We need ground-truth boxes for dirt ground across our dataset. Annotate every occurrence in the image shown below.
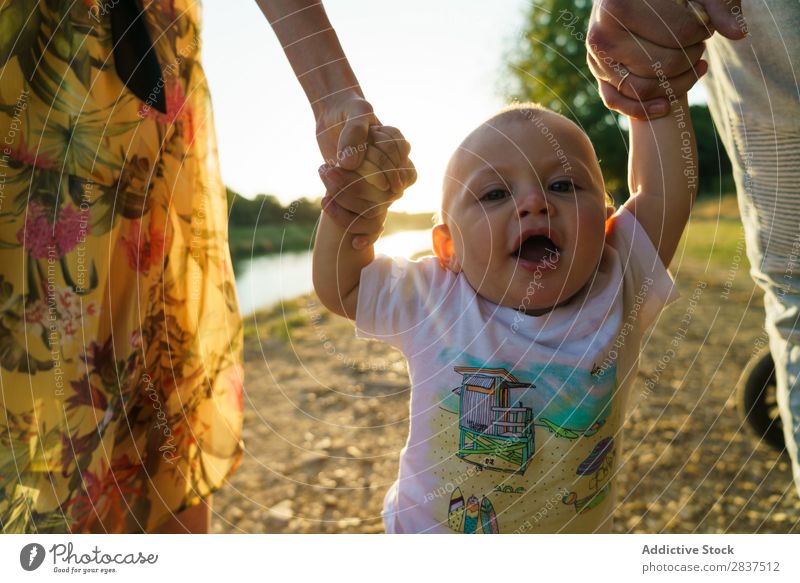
[213,215,800,534]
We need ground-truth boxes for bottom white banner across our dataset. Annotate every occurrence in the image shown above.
[1,534,797,582]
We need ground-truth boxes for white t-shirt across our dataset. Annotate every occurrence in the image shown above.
[356,209,678,533]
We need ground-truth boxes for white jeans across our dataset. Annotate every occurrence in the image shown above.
[704,0,800,496]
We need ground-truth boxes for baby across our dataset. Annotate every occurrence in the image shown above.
[313,93,696,533]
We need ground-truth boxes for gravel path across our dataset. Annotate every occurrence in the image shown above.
[213,246,800,533]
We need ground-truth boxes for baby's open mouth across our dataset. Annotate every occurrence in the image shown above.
[512,235,560,264]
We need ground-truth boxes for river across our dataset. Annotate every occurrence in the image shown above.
[235,229,432,315]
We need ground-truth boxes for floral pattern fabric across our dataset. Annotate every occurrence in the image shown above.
[0,0,243,532]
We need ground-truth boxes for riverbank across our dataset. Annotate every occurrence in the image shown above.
[229,210,434,259]
[229,224,313,257]
[213,196,800,533]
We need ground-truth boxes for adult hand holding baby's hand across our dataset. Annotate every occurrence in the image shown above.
[587,0,747,120]
[319,125,417,250]
[314,94,414,190]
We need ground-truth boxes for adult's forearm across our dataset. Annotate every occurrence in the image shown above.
[256,0,363,115]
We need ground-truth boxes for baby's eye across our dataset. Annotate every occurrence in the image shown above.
[481,189,510,202]
[549,180,575,193]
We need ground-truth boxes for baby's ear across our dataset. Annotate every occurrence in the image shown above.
[432,223,461,273]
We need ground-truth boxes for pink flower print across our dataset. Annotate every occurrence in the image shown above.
[16,202,89,259]
[120,220,165,274]
[62,320,76,339]
[138,81,188,126]
[22,287,96,347]
[58,289,73,312]
[56,287,91,344]
[54,204,89,256]
[17,203,54,259]
[165,82,188,121]
[129,329,142,349]
[24,300,46,326]
[182,106,195,144]
[7,134,55,170]
[225,364,244,414]
[63,455,144,533]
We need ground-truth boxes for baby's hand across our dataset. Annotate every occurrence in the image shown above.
[352,125,414,194]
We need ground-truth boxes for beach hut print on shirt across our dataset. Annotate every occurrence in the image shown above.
[452,367,536,474]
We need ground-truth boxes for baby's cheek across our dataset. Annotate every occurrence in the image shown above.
[572,227,605,274]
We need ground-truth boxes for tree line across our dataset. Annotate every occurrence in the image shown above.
[226,189,321,227]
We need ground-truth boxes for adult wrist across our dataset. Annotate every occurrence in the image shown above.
[260,1,364,115]
[309,80,364,122]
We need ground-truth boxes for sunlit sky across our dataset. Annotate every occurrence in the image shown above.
[202,1,706,213]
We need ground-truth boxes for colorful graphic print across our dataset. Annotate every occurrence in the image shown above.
[452,367,536,473]
[436,358,618,532]
[479,496,499,534]
[562,437,616,514]
[438,350,616,433]
[448,488,465,531]
[463,496,481,534]
[454,494,499,534]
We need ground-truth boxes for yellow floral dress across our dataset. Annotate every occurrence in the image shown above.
[0,0,243,532]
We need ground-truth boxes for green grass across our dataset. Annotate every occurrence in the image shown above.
[674,195,748,271]
[242,297,316,343]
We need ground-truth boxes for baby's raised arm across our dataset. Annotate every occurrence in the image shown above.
[313,172,379,320]
[622,85,698,266]
[313,126,413,320]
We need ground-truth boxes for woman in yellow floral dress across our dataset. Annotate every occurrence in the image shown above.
[0,0,409,533]
[0,0,245,533]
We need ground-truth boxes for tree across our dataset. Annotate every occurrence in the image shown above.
[504,0,733,198]
[689,104,734,197]
[287,197,322,224]
[505,0,629,195]
[227,188,289,226]
[254,194,285,226]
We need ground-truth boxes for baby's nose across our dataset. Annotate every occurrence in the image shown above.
[517,187,550,217]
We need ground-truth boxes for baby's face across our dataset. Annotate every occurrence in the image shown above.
[438,110,610,314]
